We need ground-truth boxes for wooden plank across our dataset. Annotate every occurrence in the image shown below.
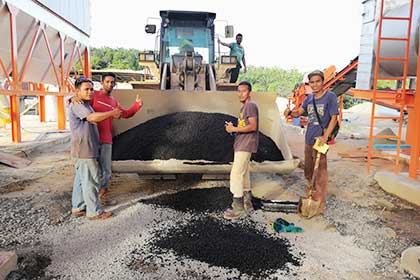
[338,147,369,159]
[338,152,367,159]
[0,151,31,168]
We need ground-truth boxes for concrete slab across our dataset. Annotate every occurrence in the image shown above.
[374,172,420,206]
[0,250,17,280]
[0,115,68,147]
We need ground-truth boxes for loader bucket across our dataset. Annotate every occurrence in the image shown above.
[111,89,299,174]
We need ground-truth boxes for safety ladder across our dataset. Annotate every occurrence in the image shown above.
[367,0,414,174]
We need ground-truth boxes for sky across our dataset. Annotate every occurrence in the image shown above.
[89,0,362,72]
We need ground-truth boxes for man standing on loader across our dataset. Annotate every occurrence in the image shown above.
[283,70,338,214]
[218,33,247,83]
[224,81,259,220]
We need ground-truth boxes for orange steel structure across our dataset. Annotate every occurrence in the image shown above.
[287,61,358,128]
[350,0,419,180]
[0,3,90,143]
[287,66,336,127]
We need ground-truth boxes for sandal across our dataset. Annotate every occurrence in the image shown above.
[71,209,86,218]
[99,196,117,206]
[87,211,113,220]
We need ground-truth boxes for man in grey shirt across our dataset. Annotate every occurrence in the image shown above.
[69,77,121,220]
[224,81,259,220]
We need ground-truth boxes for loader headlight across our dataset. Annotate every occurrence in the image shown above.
[139,52,155,62]
[221,55,237,64]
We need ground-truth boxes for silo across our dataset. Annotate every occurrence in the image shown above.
[0,0,91,141]
[0,0,90,84]
[374,1,420,77]
[356,0,418,89]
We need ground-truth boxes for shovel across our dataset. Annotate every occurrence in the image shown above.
[298,139,328,219]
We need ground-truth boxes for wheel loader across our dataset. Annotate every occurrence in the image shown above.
[129,10,239,91]
[110,10,299,175]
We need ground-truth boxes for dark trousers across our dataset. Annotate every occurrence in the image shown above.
[230,64,241,83]
[304,144,328,202]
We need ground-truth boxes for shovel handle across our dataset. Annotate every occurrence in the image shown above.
[308,151,321,192]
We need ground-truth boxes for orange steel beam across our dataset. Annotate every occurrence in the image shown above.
[322,66,337,85]
[406,106,416,154]
[83,47,91,78]
[67,80,76,92]
[7,4,21,143]
[394,0,414,175]
[65,41,78,81]
[0,57,11,83]
[349,89,415,107]
[41,27,61,85]
[76,44,84,73]
[37,83,46,122]
[408,39,420,179]
[339,95,343,125]
[5,18,37,74]
[367,0,387,173]
[0,88,70,96]
[18,24,42,81]
[57,34,66,130]
[323,59,359,90]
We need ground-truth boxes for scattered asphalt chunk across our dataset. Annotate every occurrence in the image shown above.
[112,112,284,163]
[143,216,301,278]
[6,253,52,280]
[141,187,231,213]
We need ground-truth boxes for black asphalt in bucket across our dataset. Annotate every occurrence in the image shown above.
[112,112,284,163]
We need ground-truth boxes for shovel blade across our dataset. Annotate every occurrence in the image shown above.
[298,196,322,219]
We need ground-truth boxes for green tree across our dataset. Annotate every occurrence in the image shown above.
[342,94,363,109]
[238,66,303,96]
[90,47,142,70]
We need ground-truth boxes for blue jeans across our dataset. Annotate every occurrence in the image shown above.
[72,158,103,217]
[99,143,112,189]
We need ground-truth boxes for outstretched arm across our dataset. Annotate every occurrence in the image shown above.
[217,38,231,48]
[86,108,121,123]
[283,107,305,118]
[118,95,143,118]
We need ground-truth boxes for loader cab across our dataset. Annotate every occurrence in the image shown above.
[157,10,216,65]
[142,10,237,91]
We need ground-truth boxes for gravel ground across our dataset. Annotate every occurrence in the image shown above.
[0,196,50,249]
[281,163,419,280]
[1,177,418,279]
[1,135,420,279]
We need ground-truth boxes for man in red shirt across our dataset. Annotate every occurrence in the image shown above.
[92,72,142,204]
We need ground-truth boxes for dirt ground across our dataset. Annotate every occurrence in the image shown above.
[0,112,420,279]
